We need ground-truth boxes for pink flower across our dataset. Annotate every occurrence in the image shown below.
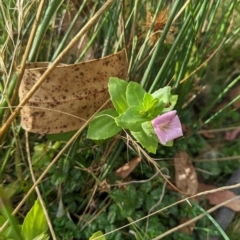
[152,110,183,145]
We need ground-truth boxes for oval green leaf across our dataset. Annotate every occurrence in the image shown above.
[108,77,128,114]
[115,106,150,131]
[89,231,106,240]
[126,82,146,107]
[87,109,121,140]
[21,199,48,240]
[131,128,158,154]
[142,121,159,142]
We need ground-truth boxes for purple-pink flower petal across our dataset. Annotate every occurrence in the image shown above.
[152,110,183,145]
[152,110,177,126]
[154,127,167,144]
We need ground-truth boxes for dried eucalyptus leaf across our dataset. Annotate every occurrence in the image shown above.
[19,49,128,134]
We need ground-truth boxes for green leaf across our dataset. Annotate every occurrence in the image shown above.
[151,86,171,104]
[131,127,158,154]
[142,121,159,142]
[87,109,121,140]
[115,120,141,132]
[108,77,128,114]
[0,192,23,240]
[126,82,146,107]
[142,92,176,119]
[142,93,159,112]
[89,231,106,240]
[109,186,137,218]
[149,86,172,117]
[32,144,53,169]
[21,199,48,240]
[115,106,149,131]
[33,233,50,240]
[142,121,174,147]
[162,95,178,112]
[0,215,21,240]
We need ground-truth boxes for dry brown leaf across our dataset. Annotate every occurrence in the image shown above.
[174,151,198,235]
[174,151,198,195]
[198,183,240,212]
[116,157,141,179]
[19,49,128,134]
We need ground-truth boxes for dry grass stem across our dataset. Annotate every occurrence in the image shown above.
[25,132,57,240]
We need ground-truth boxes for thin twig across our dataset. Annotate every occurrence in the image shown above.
[79,184,98,226]
[110,171,160,187]
[80,197,111,231]
[126,133,183,194]
[25,132,57,240]
[198,126,240,134]
[193,156,240,163]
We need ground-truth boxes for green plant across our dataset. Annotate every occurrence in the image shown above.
[0,198,49,240]
[87,77,182,153]
[0,0,239,239]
